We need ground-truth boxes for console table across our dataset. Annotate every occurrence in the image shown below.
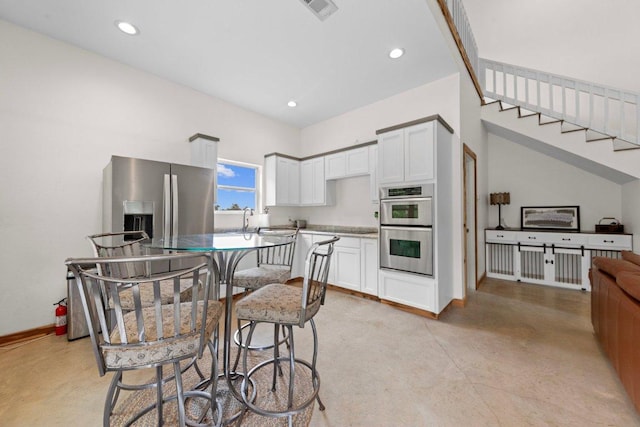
[485,229,633,291]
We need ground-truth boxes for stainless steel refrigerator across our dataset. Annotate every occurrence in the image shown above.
[103,155,216,269]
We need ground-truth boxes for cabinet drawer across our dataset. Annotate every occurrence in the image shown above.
[545,233,588,246]
[587,234,632,250]
[516,232,549,244]
[336,236,360,249]
[485,230,517,243]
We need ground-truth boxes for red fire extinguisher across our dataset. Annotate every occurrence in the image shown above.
[54,298,67,336]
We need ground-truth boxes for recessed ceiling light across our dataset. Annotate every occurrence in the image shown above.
[389,48,405,59]
[287,100,297,108]
[115,20,139,35]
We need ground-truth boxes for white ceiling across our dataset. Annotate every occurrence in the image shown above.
[0,0,457,128]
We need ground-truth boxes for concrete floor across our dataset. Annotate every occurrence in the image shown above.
[1,278,639,426]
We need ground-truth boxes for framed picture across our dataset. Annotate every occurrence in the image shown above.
[521,206,580,231]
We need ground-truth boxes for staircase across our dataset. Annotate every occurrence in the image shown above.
[485,98,640,153]
[479,58,640,152]
[481,98,640,182]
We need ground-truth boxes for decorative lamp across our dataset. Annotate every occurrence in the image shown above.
[490,192,510,230]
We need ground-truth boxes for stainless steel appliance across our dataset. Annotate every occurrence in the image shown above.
[379,184,433,276]
[103,155,216,269]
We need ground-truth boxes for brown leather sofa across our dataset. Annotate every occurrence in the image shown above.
[590,251,640,412]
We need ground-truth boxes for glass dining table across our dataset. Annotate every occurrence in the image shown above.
[145,231,296,421]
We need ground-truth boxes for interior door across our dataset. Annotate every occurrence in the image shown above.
[463,145,478,292]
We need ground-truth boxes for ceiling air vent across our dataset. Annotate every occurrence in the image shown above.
[299,0,338,21]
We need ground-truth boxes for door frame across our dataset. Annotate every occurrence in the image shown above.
[463,144,478,295]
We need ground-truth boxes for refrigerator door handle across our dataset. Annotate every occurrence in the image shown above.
[171,174,179,237]
[163,174,171,239]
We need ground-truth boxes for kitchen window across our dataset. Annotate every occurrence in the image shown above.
[216,159,261,212]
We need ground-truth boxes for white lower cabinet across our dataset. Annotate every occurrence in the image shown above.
[485,229,632,291]
[331,237,361,292]
[361,238,378,296]
[294,232,378,295]
[378,269,435,312]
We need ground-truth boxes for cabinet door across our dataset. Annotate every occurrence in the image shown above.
[275,157,290,205]
[377,129,404,184]
[299,160,314,205]
[266,155,299,206]
[404,122,434,182]
[325,152,346,180]
[361,239,378,296]
[311,157,325,204]
[286,159,300,205]
[485,243,516,280]
[345,147,369,177]
[551,247,589,290]
[368,145,378,204]
[516,245,546,284]
[293,233,313,278]
[334,246,361,291]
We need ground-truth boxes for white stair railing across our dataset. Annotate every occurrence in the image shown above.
[441,0,479,75]
[479,58,639,145]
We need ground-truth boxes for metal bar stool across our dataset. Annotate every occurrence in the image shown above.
[232,228,298,355]
[66,252,223,427]
[234,236,339,424]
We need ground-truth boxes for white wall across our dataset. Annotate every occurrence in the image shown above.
[459,67,489,290]
[488,134,623,231]
[622,180,640,251]
[0,20,300,336]
[298,74,461,227]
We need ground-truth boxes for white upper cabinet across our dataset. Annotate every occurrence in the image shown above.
[265,154,300,206]
[378,121,435,184]
[404,122,434,182]
[325,146,369,180]
[377,129,404,184]
[300,157,334,206]
[345,147,369,176]
[368,144,378,204]
[324,152,346,180]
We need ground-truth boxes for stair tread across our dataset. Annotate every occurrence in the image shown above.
[613,139,640,151]
[560,122,586,132]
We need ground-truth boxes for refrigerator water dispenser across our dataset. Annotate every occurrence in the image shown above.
[123,201,154,239]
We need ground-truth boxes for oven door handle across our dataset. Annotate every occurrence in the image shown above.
[380,225,432,231]
[381,197,431,204]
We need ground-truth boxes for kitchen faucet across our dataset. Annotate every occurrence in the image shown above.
[242,207,254,232]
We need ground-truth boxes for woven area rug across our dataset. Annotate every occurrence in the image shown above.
[110,346,315,426]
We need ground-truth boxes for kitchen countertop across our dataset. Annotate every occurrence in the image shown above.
[298,225,378,239]
[214,225,378,239]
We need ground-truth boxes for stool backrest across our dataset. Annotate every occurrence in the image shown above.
[256,228,298,270]
[87,231,150,278]
[65,252,215,376]
[300,236,340,327]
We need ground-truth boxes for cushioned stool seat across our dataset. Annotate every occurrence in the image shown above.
[233,266,292,291]
[104,301,223,370]
[236,284,321,325]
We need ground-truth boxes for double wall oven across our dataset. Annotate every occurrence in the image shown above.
[379,184,434,276]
